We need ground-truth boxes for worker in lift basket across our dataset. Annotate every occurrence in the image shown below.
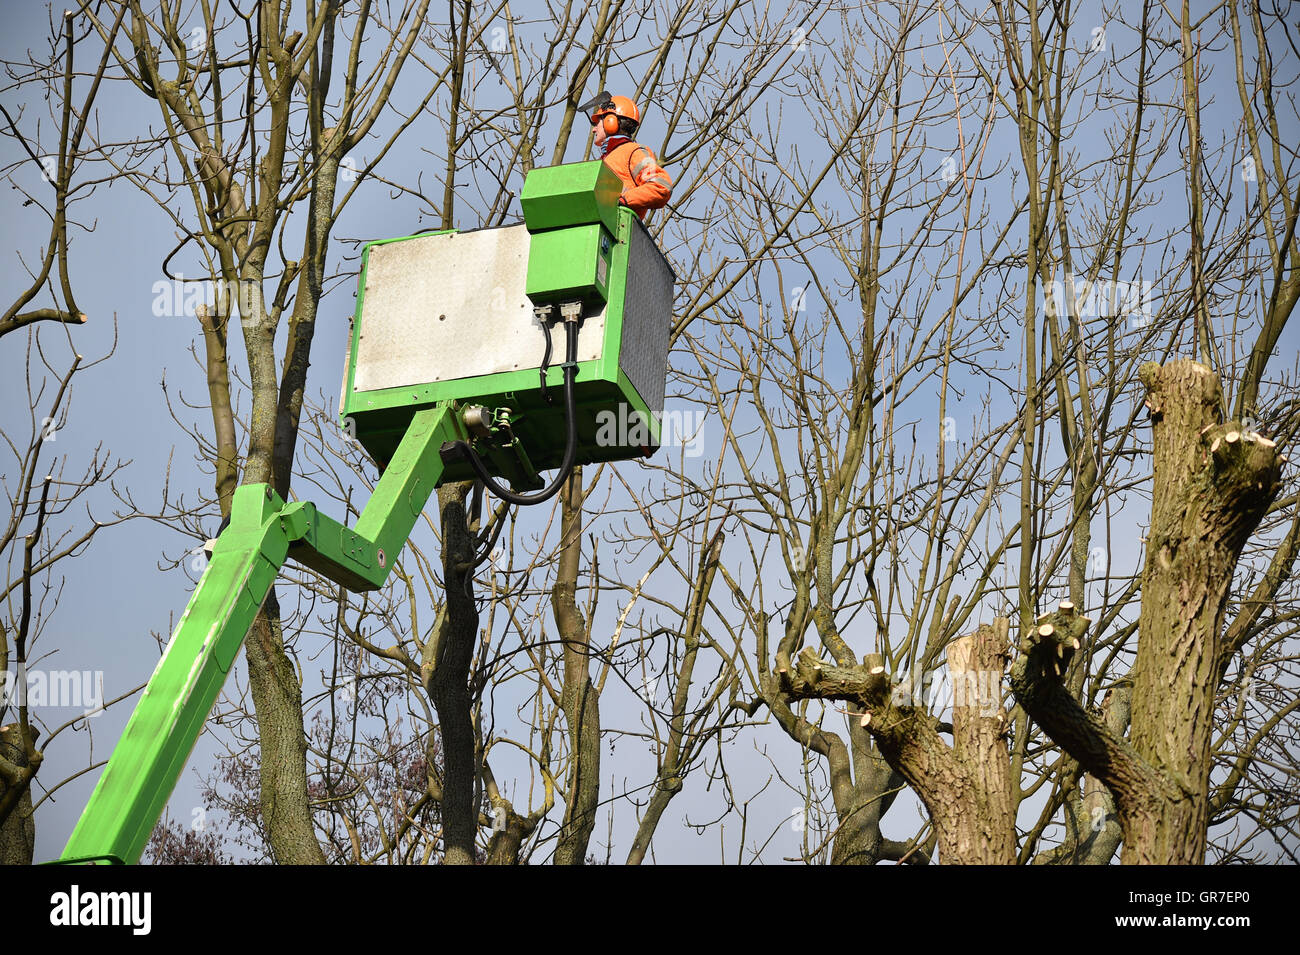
[580,91,673,220]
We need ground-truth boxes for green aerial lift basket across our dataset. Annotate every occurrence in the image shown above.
[340,159,676,482]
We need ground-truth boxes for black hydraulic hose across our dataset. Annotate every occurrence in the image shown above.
[455,319,580,506]
[539,318,554,404]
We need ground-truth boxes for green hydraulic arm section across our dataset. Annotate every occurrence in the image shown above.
[59,404,464,864]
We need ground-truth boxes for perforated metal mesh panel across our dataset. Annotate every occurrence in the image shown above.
[617,220,675,419]
[353,226,605,395]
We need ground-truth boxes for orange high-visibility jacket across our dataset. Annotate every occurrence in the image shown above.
[602,140,672,220]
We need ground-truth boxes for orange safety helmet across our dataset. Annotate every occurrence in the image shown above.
[581,90,640,135]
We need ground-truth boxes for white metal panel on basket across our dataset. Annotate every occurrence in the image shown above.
[353,225,605,395]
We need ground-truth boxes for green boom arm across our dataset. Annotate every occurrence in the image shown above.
[60,404,463,864]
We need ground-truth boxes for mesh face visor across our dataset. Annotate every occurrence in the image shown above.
[579,90,614,124]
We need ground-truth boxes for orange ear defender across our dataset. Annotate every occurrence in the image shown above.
[602,113,621,135]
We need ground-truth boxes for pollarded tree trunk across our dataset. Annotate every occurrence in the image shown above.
[1127,360,1283,862]
[946,621,1016,864]
[1011,360,1284,865]
[781,624,1016,864]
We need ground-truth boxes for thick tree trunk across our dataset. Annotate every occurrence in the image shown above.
[0,724,36,865]
[271,133,340,498]
[245,591,327,864]
[945,622,1016,864]
[827,724,893,865]
[555,677,600,864]
[430,482,480,865]
[827,806,884,864]
[1125,360,1282,863]
[227,236,326,863]
[552,470,600,865]
[485,807,534,865]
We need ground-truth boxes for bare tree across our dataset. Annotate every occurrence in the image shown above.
[72,0,453,862]
[0,8,139,863]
